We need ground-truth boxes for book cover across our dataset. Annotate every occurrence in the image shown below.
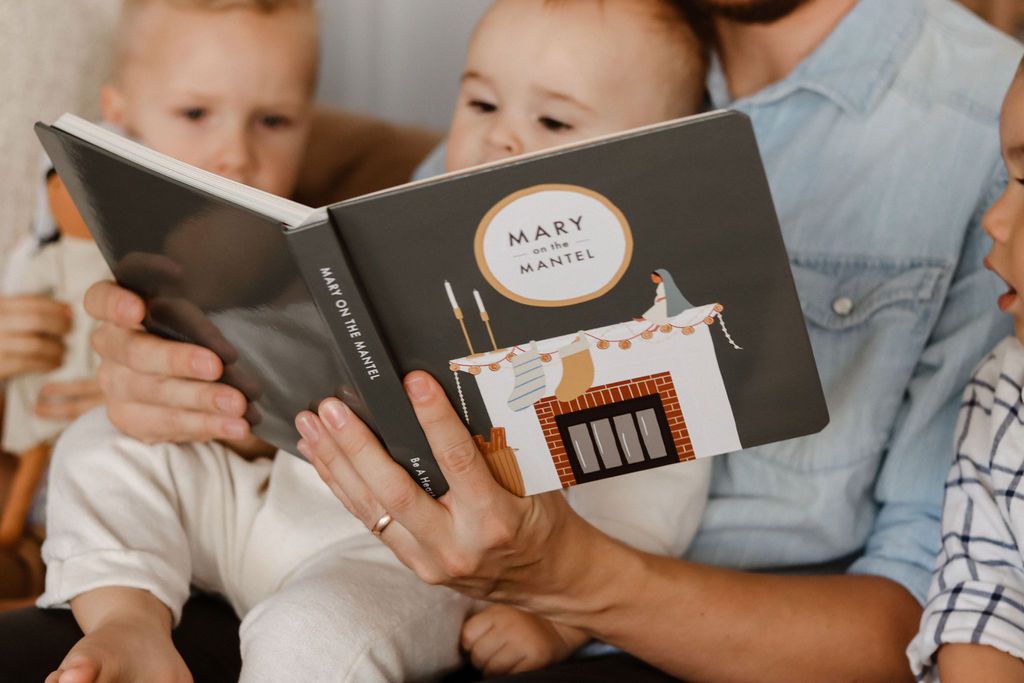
[36,110,826,498]
[317,110,827,496]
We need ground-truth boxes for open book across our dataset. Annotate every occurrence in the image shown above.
[36,111,827,498]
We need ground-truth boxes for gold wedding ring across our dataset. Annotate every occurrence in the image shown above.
[371,513,393,537]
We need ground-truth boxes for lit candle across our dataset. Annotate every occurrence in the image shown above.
[444,281,459,311]
[473,289,486,315]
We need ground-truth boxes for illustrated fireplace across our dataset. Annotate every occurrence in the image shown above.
[534,371,694,488]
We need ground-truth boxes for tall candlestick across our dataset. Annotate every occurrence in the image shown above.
[474,289,499,351]
[444,281,475,355]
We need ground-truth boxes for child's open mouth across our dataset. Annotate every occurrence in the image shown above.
[999,285,1018,312]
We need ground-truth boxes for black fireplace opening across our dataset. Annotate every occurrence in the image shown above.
[555,394,677,484]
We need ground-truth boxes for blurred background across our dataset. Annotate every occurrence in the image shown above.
[1,0,1022,261]
[318,0,491,131]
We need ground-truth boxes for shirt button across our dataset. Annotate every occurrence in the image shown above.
[832,297,854,317]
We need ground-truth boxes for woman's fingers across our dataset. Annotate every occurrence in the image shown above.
[83,280,146,328]
[296,414,384,526]
[296,420,444,581]
[106,401,250,444]
[403,372,506,504]
[302,401,446,537]
[91,323,222,382]
[98,360,246,417]
[147,296,239,365]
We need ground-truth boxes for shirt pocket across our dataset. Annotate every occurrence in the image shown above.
[761,255,949,471]
[791,256,945,333]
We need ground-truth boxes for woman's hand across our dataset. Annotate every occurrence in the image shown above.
[0,295,71,380]
[294,371,612,609]
[84,280,253,445]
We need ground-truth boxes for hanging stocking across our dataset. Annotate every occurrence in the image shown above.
[555,334,595,403]
[507,341,547,412]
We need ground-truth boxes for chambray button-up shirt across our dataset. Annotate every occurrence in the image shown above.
[686,0,1020,602]
[414,0,1022,603]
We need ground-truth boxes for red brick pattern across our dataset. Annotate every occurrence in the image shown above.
[534,371,694,488]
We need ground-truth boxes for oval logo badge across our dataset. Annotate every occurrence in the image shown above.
[475,184,633,307]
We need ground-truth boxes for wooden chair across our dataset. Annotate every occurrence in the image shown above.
[0,442,50,612]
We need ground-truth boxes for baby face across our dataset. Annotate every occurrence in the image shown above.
[984,73,1024,342]
[445,0,702,172]
[101,4,317,197]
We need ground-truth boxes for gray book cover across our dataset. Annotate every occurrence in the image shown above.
[36,109,826,498]
[320,110,827,495]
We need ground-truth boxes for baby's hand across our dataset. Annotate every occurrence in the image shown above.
[461,604,589,677]
[0,295,71,380]
[35,378,104,421]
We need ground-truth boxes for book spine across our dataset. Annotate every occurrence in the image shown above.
[285,219,449,498]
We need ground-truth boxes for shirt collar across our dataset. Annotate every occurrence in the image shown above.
[708,0,926,114]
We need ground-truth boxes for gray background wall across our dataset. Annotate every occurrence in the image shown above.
[316,0,491,132]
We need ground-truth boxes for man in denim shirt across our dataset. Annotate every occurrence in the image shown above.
[71,0,1022,680]
[391,0,1023,679]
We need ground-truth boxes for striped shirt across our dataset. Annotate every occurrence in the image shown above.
[908,336,1024,680]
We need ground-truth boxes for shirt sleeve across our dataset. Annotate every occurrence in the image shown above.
[411,141,448,181]
[848,164,1012,604]
[906,359,1024,677]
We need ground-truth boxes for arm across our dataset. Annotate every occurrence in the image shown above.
[296,373,921,683]
[938,645,1024,683]
[906,345,1024,678]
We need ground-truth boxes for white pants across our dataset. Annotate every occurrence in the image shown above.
[39,408,471,682]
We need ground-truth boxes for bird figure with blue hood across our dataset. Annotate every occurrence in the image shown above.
[636,269,693,324]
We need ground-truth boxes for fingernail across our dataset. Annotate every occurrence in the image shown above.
[321,400,350,430]
[224,420,248,441]
[405,374,433,404]
[192,354,219,379]
[296,414,322,444]
[215,393,239,415]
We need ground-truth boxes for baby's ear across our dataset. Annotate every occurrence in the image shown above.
[99,83,126,127]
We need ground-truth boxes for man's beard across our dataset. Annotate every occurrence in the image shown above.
[691,0,812,24]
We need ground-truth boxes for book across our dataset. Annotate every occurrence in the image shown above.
[35,111,828,499]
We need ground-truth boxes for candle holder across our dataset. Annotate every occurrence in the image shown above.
[454,307,476,356]
[480,310,499,352]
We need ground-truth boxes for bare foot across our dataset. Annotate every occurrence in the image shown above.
[45,619,192,683]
